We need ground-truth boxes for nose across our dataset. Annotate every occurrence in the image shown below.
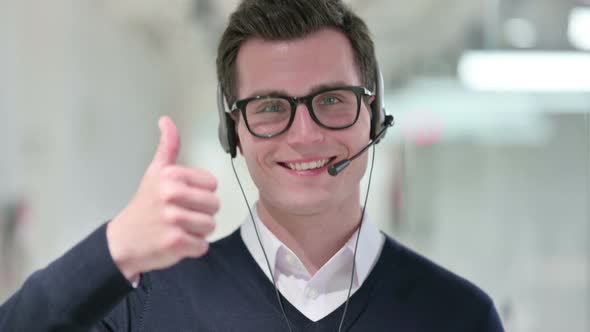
[285,103,324,146]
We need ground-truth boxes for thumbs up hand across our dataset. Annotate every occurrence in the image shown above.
[106,116,219,281]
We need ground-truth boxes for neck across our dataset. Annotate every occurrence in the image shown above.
[256,195,362,276]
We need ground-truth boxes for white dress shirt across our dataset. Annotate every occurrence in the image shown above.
[240,204,385,322]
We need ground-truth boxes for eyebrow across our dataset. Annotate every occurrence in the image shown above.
[246,81,353,98]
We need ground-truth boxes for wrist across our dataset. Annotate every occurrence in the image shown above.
[106,219,139,282]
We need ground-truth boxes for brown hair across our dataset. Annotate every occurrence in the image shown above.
[216,0,377,107]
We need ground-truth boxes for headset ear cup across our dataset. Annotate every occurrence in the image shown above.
[370,64,386,140]
[225,113,237,158]
[217,84,237,158]
[370,98,382,141]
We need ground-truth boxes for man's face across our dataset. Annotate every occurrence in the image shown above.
[235,28,371,215]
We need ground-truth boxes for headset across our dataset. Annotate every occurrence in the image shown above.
[217,63,393,158]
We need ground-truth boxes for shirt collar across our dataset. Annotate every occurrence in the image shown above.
[240,202,384,285]
[240,204,284,281]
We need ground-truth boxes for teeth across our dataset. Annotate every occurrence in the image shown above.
[287,159,329,171]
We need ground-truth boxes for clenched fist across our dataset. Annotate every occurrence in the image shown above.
[106,116,219,281]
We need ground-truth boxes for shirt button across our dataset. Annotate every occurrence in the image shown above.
[306,288,319,300]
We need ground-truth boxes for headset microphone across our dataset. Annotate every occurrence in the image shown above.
[328,115,394,176]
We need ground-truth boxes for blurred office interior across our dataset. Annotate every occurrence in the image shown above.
[0,0,588,330]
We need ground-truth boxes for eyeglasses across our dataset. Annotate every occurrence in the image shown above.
[229,86,374,138]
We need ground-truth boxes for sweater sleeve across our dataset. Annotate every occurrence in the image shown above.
[477,303,505,332]
[0,222,133,331]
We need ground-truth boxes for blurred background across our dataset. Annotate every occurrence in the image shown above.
[0,0,588,330]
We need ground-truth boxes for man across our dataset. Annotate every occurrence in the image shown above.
[0,0,504,331]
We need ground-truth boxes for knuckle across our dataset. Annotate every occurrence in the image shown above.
[196,169,217,191]
[208,174,218,191]
[194,240,209,256]
[210,196,221,214]
[201,217,216,234]
[160,166,179,180]
[159,183,180,204]
[184,240,208,258]
[161,207,182,226]
[163,230,187,251]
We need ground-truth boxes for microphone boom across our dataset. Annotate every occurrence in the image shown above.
[327,115,393,176]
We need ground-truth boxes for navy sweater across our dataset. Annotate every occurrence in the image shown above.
[0,224,504,331]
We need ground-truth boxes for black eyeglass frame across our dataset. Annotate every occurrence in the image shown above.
[228,86,374,139]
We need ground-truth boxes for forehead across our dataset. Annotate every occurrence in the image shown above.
[235,28,361,98]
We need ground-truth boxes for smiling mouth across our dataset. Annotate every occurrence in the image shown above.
[278,157,337,171]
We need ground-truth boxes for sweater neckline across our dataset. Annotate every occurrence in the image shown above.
[226,229,400,330]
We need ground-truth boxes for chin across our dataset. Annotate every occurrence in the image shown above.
[261,188,333,216]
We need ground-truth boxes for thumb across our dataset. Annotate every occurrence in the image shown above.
[152,116,180,167]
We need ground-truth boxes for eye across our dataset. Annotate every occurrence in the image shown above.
[258,101,285,113]
[319,95,340,105]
